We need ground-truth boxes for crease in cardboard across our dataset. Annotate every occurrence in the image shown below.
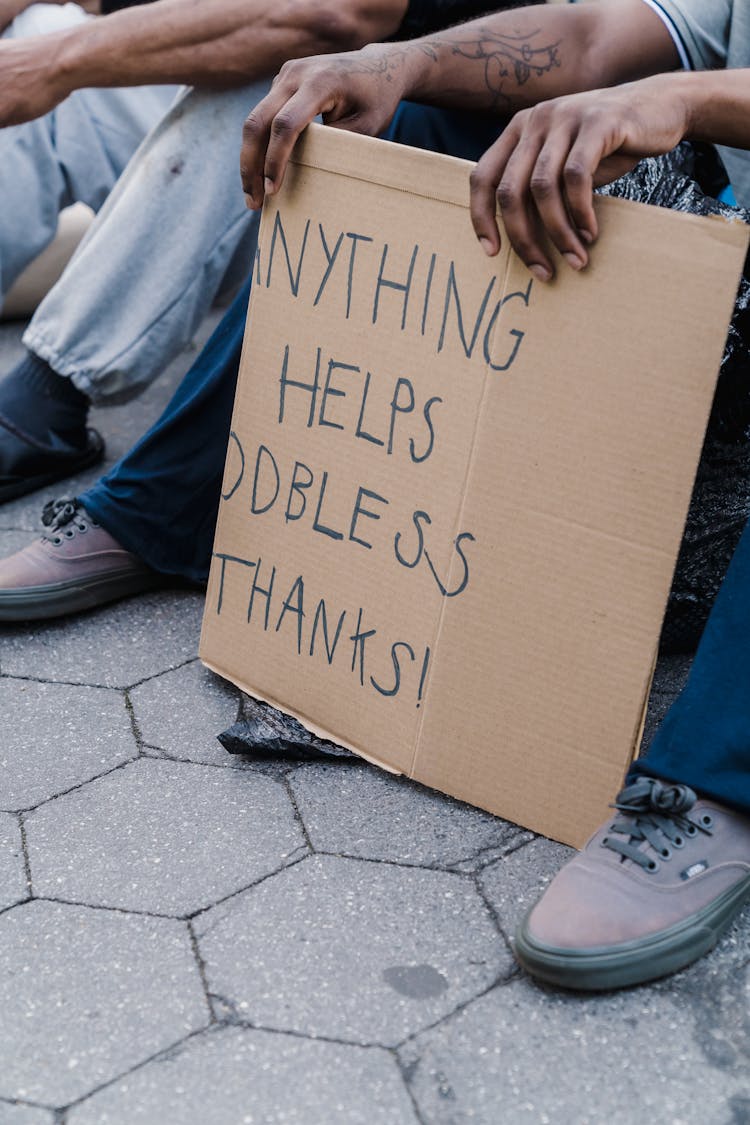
[289,155,469,211]
[408,242,517,779]
[289,124,474,209]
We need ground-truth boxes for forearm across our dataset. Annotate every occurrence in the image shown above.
[377,0,678,116]
[53,0,406,90]
[685,68,750,151]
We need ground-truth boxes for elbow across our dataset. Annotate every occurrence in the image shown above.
[304,2,405,52]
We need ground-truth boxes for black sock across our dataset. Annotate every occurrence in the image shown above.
[0,351,89,448]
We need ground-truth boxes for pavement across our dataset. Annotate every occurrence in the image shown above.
[0,315,749,1125]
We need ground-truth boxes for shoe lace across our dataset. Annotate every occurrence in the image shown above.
[40,499,98,544]
[602,777,714,873]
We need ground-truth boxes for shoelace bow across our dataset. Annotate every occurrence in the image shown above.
[602,777,713,872]
[41,499,97,543]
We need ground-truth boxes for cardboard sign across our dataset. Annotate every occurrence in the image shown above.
[200,124,748,847]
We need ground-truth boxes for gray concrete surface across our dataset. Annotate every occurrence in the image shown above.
[0,317,749,1123]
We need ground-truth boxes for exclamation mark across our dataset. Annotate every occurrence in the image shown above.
[416,646,431,708]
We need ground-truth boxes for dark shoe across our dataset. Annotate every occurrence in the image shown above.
[0,499,163,621]
[514,777,750,991]
[0,418,105,503]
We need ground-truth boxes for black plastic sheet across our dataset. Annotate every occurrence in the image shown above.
[218,695,356,763]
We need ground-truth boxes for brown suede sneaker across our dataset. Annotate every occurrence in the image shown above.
[514,777,750,991]
[0,499,163,622]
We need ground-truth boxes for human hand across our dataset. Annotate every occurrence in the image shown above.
[240,43,414,209]
[0,35,71,125]
[469,76,691,280]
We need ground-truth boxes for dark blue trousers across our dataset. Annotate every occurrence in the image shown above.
[79,106,750,814]
[630,518,750,812]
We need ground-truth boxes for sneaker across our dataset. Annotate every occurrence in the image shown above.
[0,499,163,621]
[0,420,104,504]
[514,777,750,991]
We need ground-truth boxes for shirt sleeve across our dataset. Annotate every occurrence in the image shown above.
[100,0,153,13]
[395,0,528,41]
[643,0,732,69]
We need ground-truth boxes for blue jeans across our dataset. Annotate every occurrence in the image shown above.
[80,106,750,815]
[630,518,750,812]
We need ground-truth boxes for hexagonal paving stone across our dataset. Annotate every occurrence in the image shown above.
[0,1103,53,1125]
[69,1026,418,1124]
[0,680,136,811]
[27,758,306,915]
[479,837,573,939]
[0,591,204,688]
[291,763,526,869]
[196,855,511,1046]
[0,900,207,1106]
[130,661,240,765]
[400,974,750,1124]
[0,814,27,910]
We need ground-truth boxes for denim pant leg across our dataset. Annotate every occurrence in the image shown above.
[24,82,270,405]
[79,278,251,584]
[630,517,750,814]
[0,4,175,301]
[385,101,503,159]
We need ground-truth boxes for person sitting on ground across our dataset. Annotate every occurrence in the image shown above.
[0,0,437,502]
[2,0,750,989]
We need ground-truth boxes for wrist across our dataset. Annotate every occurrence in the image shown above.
[672,72,703,141]
[52,22,100,94]
[398,39,438,100]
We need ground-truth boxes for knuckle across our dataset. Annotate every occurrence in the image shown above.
[529,174,554,200]
[563,161,587,186]
[270,111,295,140]
[242,110,263,140]
[469,165,491,193]
[496,182,520,212]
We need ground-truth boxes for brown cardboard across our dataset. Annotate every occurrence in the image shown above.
[199,124,748,847]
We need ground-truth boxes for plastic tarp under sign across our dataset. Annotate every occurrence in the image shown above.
[200,124,748,848]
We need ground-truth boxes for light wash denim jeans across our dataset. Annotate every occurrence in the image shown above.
[24,81,270,404]
[1,3,176,303]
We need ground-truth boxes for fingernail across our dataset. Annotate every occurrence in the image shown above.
[529,264,552,283]
[563,252,585,271]
[264,177,275,195]
[478,236,496,256]
[579,229,594,245]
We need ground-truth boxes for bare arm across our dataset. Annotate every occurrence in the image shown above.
[240,0,679,206]
[0,0,407,125]
[473,67,750,279]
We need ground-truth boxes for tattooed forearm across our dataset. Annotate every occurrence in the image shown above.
[449,26,561,109]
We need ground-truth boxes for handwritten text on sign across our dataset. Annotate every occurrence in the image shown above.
[210,208,534,708]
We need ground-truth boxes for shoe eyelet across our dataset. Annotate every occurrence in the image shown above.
[647,860,659,873]
[685,825,698,837]
[701,815,714,828]
[661,848,672,859]
[64,529,75,539]
[77,522,88,533]
[52,536,62,546]
[601,836,609,847]
[672,835,684,849]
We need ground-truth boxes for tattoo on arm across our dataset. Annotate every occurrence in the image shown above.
[450,26,561,108]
